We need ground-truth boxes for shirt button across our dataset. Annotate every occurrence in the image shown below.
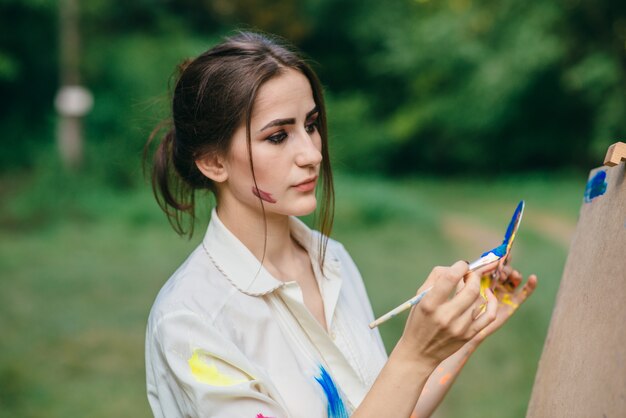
[330,331,337,340]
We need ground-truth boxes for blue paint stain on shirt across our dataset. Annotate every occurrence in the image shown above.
[315,366,349,418]
[584,170,607,203]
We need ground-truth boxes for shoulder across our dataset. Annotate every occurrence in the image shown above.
[146,242,277,346]
[146,244,238,330]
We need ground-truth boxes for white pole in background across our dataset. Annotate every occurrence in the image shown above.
[55,0,92,171]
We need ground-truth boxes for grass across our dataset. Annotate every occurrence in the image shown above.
[0,170,587,417]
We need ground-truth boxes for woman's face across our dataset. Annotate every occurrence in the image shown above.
[220,68,323,218]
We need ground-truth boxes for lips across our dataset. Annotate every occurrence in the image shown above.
[293,175,318,192]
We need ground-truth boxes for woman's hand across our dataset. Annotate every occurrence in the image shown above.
[395,261,498,369]
[471,266,538,345]
[356,262,499,418]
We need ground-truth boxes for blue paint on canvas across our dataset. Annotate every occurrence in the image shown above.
[315,366,349,418]
[584,171,607,203]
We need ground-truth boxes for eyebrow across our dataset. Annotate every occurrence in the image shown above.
[259,106,319,132]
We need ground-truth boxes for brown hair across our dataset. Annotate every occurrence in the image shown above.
[145,31,334,267]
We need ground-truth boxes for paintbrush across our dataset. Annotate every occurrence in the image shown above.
[368,200,525,329]
[368,250,502,329]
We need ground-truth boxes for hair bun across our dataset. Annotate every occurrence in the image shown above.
[177,58,193,75]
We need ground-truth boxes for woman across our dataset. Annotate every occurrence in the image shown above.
[144,31,537,418]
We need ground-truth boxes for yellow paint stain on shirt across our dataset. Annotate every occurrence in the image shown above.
[188,349,249,386]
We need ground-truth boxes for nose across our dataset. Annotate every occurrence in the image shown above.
[294,129,322,168]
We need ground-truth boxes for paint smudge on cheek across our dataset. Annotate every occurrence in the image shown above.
[584,170,607,203]
[188,349,250,386]
[252,186,277,203]
[315,365,349,418]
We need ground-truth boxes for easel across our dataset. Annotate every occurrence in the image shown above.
[526,142,626,417]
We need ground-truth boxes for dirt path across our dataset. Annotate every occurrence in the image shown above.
[441,209,576,255]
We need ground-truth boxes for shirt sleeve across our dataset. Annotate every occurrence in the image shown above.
[148,309,289,418]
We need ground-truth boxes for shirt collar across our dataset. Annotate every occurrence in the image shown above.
[202,208,341,297]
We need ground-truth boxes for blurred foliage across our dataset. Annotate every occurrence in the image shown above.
[1,0,625,180]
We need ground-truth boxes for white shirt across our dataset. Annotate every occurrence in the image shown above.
[145,210,388,417]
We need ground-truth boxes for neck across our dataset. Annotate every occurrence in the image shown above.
[215,200,302,279]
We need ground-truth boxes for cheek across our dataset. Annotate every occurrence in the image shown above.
[313,132,323,153]
[250,148,286,182]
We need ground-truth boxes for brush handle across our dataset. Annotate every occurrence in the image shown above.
[368,286,432,329]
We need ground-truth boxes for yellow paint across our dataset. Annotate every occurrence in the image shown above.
[475,275,492,316]
[480,275,491,301]
[478,303,487,315]
[501,294,519,309]
[188,349,249,386]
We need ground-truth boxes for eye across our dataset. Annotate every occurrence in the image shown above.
[305,118,319,134]
[266,131,287,144]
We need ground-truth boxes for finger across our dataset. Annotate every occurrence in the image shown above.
[450,296,482,337]
[471,259,500,278]
[471,297,487,319]
[515,274,538,304]
[415,270,443,294]
[422,261,469,306]
[455,277,465,295]
[501,264,513,278]
[466,276,489,318]
[500,269,523,292]
[466,287,497,338]
[443,270,482,317]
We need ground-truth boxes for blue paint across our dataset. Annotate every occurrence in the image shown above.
[481,200,524,258]
[315,366,349,418]
[502,201,524,245]
[481,243,507,258]
[584,171,607,203]
[409,287,430,307]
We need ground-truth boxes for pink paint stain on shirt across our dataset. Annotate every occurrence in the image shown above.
[252,186,277,203]
[256,414,274,418]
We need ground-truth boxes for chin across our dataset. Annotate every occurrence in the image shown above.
[287,197,318,217]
